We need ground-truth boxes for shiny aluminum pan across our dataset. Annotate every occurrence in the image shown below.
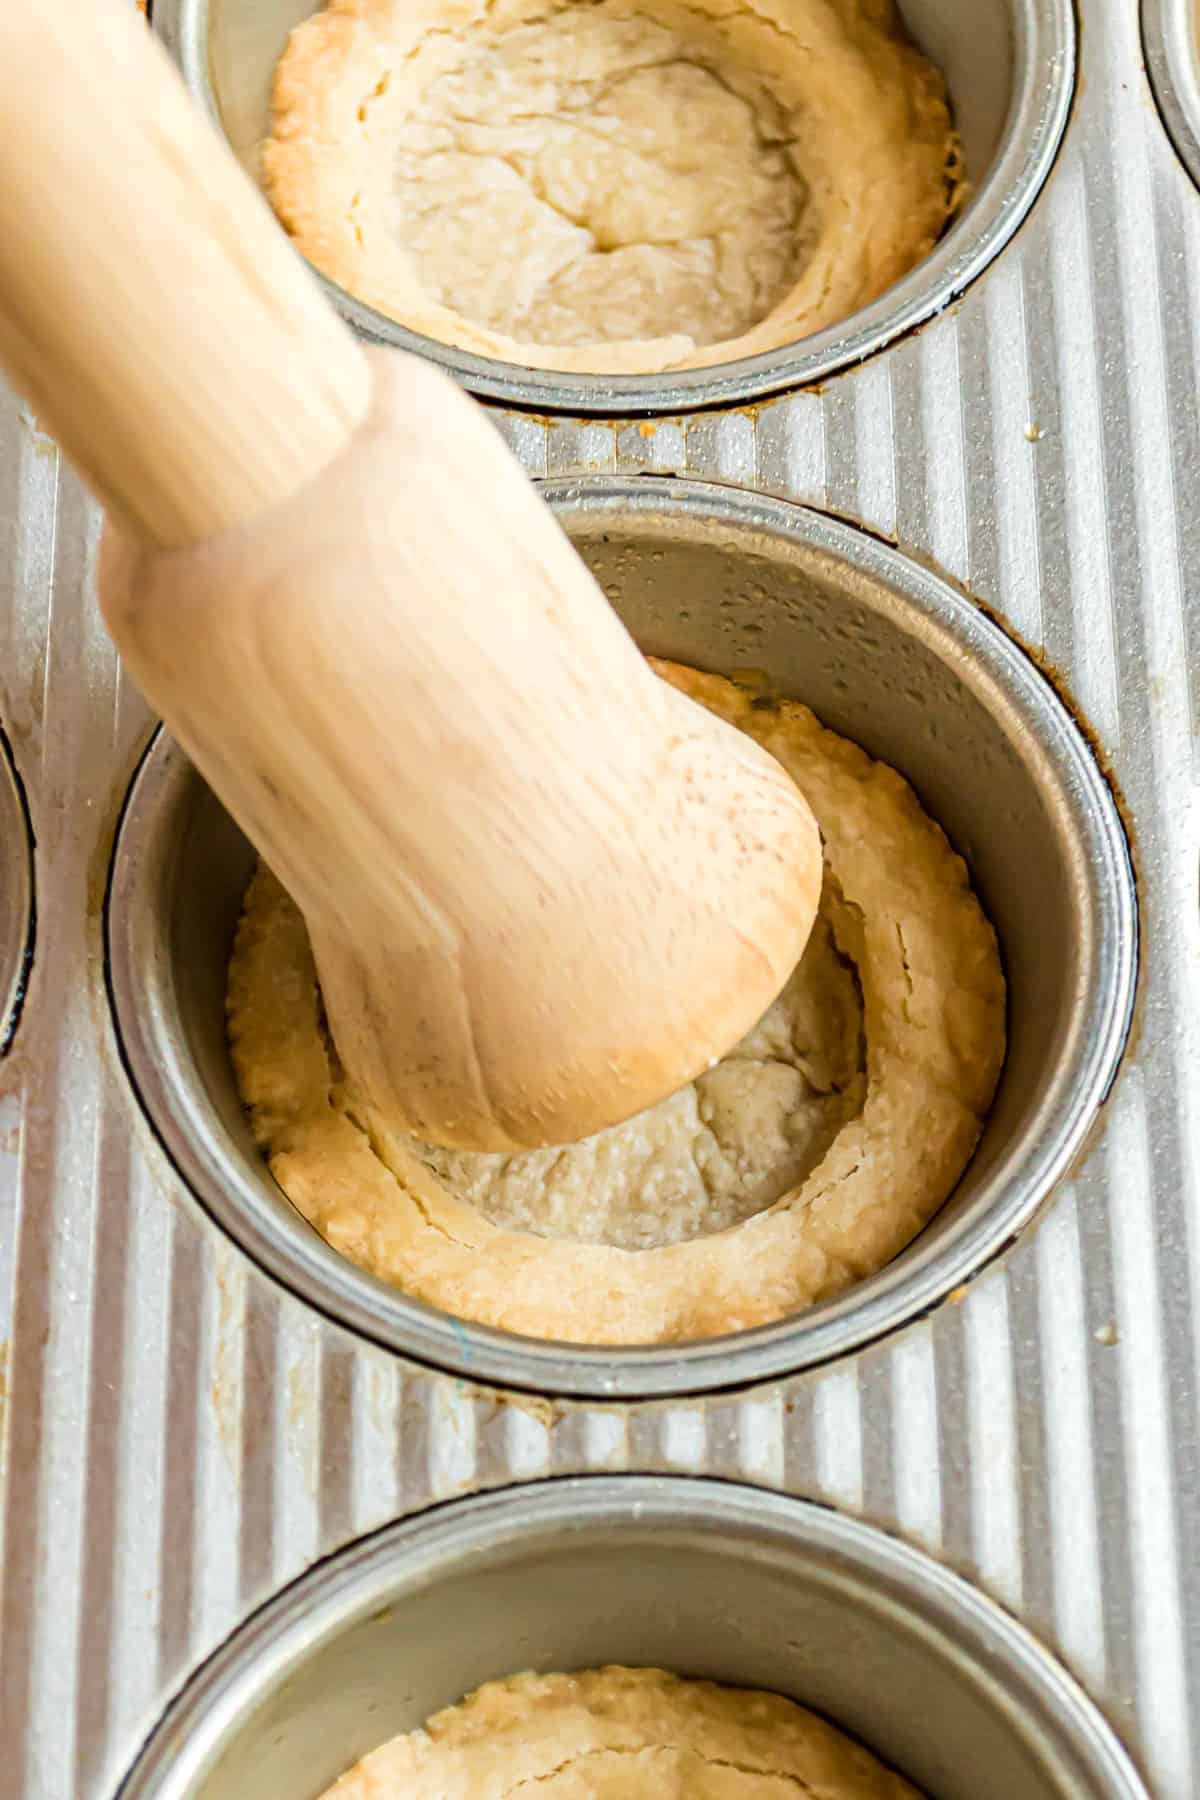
[153,0,1075,413]
[1142,0,1200,190]
[104,478,1137,1400]
[118,1476,1150,1800]
[0,724,34,1056]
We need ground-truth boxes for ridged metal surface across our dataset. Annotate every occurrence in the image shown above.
[0,0,1198,1795]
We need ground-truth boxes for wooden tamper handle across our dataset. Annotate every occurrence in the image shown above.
[0,0,823,1150]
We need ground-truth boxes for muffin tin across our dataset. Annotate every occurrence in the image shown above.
[154,0,1075,410]
[106,482,1135,1398]
[3,0,1199,1796]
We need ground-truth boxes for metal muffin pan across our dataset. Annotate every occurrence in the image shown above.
[0,723,34,1056]
[105,479,1137,1400]
[119,1476,1149,1800]
[5,0,1198,1794]
[1143,0,1200,192]
[153,0,1075,412]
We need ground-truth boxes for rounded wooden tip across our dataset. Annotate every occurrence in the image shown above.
[320,694,825,1151]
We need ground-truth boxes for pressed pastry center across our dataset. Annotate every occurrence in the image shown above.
[403,898,865,1249]
[389,16,807,348]
[265,0,963,375]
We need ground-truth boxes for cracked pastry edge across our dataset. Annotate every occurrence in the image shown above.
[261,0,964,375]
[319,1667,924,1798]
[226,661,1005,1346]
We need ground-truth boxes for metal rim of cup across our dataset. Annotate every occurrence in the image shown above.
[103,478,1138,1401]
[0,724,34,1057]
[153,0,1076,413]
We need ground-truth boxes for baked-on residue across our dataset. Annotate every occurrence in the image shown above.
[263,0,963,373]
[226,662,1005,1345]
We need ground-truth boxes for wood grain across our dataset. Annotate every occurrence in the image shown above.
[102,354,823,1149]
[0,0,820,1149]
[0,0,369,546]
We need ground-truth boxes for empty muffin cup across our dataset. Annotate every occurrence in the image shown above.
[104,479,1136,1398]
[154,0,1075,410]
[117,1475,1148,1800]
[0,725,34,1056]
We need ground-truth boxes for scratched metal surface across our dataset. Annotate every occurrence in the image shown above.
[0,0,1197,1794]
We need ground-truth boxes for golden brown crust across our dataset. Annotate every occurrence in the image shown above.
[262,0,962,374]
[321,1667,925,1797]
[227,662,1004,1345]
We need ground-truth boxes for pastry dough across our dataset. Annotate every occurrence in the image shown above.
[263,0,962,373]
[227,662,1005,1345]
[318,1667,925,1797]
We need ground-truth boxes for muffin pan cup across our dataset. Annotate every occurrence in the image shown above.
[153,0,1075,411]
[119,1477,1149,1800]
[104,480,1136,1400]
